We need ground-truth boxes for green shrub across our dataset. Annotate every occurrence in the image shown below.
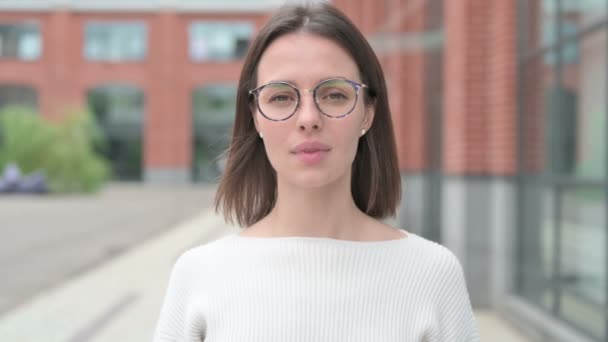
[0,105,110,193]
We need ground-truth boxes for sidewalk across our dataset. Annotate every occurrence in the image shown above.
[0,209,532,341]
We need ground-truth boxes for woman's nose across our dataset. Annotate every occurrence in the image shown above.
[295,94,323,132]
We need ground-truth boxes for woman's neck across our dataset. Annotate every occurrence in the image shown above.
[259,178,372,240]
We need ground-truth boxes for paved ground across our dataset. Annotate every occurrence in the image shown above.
[0,183,534,341]
[0,183,217,315]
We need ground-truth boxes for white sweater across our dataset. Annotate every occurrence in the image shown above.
[153,232,480,342]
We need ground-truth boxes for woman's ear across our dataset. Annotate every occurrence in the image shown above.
[250,102,260,133]
[363,101,375,131]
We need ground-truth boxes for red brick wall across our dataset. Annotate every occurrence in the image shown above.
[443,0,518,175]
[400,8,427,172]
[443,0,489,174]
[0,10,265,172]
[487,0,518,175]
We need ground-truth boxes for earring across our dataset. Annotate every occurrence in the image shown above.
[259,132,264,139]
[361,129,366,136]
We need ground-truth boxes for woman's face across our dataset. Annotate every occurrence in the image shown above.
[253,32,374,189]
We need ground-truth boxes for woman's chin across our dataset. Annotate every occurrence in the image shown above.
[280,172,346,190]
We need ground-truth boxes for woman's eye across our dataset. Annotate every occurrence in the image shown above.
[322,92,348,101]
[328,92,347,100]
[269,94,294,103]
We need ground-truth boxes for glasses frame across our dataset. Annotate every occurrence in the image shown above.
[248,77,368,121]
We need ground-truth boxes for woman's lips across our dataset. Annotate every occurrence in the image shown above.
[294,149,329,165]
[291,141,331,165]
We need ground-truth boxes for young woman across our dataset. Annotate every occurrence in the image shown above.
[154,3,480,341]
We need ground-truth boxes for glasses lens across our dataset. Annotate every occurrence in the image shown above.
[315,79,358,117]
[257,83,298,120]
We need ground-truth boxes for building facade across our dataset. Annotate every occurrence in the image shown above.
[0,0,607,341]
[0,0,277,182]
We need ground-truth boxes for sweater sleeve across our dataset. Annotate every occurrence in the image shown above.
[431,249,481,342]
[153,250,203,342]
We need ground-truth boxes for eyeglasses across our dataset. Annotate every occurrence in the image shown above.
[249,77,368,121]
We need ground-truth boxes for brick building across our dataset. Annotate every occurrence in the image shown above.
[0,1,606,341]
[0,0,273,182]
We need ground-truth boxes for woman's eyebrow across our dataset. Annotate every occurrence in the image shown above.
[263,76,348,86]
[265,79,297,84]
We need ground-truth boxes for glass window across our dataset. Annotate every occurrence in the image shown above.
[561,0,607,35]
[87,84,144,180]
[0,23,41,60]
[573,29,606,180]
[519,182,557,310]
[559,188,606,340]
[523,30,606,181]
[527,0,606,54]
[189,21,253,62]
[84,21,147,62]
[540,0,560,48]
[543,23,579,64]
[0,84,38,110]
[519,5,608,340]
[547,31,606,180]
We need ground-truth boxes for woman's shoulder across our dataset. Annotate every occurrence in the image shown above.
[171,234,237,270]
[387,228,463,267]
[358,219,463,269]
[406,233,467,282]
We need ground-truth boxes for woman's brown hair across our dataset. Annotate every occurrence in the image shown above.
[214,2,401,227]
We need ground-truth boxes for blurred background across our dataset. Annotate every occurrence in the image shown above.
[0,0,606,341]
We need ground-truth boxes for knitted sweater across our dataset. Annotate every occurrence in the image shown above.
[153,232,480,342]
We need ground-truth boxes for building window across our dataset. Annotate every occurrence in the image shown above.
[0,23,41,60]
[84,21,147,62]
[518,1,607,341]
[87,84,144,180]
[189,21,253,62]
[0,84,38,110]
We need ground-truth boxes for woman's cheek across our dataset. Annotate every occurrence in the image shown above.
[262,137,286,171]
[263,143,278,168]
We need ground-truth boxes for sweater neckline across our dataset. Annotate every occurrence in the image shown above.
[230,230,415,246]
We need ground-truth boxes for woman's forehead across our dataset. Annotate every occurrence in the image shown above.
[261,76,354,87]
[256,32,360,87]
